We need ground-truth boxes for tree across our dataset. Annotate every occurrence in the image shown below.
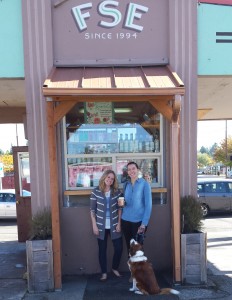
[199,146,209,155]
[209,143,218,156]
[214,136,232,166]
[197,152,213,168]
[0,154,14,174]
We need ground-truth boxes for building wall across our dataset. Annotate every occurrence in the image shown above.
[22,0,197,274]
[22,0,53,213]
[198,2,232,75]
[169,0,198,197]
[0,0,24,77]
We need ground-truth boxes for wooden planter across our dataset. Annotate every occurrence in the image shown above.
[181,231,207,285]
[26,239,54,293]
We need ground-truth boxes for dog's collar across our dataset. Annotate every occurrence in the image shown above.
[129,250,147,263]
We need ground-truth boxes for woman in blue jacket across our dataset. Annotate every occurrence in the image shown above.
[90,170,123,281]
[121,161,152,253]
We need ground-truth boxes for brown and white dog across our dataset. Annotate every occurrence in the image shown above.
[128,239,180,296]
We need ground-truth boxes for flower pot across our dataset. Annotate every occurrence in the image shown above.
[181,231,207,285]
[26,239,54,293]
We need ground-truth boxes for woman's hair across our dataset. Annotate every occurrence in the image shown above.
[127,161,139,169]
[99,170,119,193]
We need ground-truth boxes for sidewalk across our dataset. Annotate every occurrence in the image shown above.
[1,240,232,300]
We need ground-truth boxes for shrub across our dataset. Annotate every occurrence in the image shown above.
[30,208,52,240]
[181,195,203,233]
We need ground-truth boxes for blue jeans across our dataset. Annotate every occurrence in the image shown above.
[97,229,123,274]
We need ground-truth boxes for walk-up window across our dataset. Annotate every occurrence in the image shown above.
[43,65,184,288]
[63,101,165,206]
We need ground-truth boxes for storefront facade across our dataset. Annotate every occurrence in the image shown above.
[22,0,197,289]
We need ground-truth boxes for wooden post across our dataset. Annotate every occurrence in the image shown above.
[171,120,181,282]
[46,101,62,290]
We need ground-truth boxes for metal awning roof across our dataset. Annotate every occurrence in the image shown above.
[43,66,184,97]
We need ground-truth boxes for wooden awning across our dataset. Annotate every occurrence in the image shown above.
[43,66,184,97]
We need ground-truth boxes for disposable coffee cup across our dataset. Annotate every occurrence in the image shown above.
[118,197,125,207]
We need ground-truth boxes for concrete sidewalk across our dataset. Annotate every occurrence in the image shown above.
[1,240,232,300]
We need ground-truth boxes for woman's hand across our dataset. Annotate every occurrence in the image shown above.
[137,225,145,234]
[92,224,99,236]
[116,223,121,232]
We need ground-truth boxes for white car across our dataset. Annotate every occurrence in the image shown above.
[0,189,31,219]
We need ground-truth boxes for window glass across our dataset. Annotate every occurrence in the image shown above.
[0,193,4,202]
[4,193,15,203]
[116,158,159,186]
[64,101,163,191]
[215,182,227,193]
[228,182,232,192]
[205,183,215,193]
[66,123,159,155]
[18,152,31,197]
[68,157,112,188]
[197,184,204,193]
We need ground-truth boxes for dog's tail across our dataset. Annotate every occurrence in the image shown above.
[160,288,180,295]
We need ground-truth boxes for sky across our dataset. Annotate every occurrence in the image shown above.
[0,121,232,153]
[0,124,27,152]
[197,120,232,150]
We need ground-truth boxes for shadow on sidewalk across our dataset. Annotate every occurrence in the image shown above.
[83,271,178,300]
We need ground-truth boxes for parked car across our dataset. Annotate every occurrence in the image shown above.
[197,178,232,217]
[0,189,31,219]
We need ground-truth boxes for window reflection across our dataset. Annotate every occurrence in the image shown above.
[64,102,163,190]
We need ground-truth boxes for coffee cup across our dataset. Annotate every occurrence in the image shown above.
[118,197,125,207]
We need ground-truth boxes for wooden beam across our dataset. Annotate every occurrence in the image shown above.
[53,100,77,125]
[43,87,185,97]
[197,108,212,120]
[64,187,168,196]
[172,95,181,123]
[48,95,172,103]
[149,99,173,122]
[170,122,181,282]
[46,101,62,290]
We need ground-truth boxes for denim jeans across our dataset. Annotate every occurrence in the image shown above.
[97,229,123,274]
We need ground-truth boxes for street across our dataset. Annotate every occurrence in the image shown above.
[203,214,232,278]
[0,219,18,241]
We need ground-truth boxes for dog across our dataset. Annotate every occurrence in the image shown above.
[128,239,180,295]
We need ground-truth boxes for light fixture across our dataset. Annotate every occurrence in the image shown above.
[114,108,132,113]
[78,107,132,114]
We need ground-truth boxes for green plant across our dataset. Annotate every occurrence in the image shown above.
[30,207,52,240]
[181,195,203,233]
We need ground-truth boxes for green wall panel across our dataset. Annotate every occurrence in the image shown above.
[198,3,232,75]
[0,0,24,77]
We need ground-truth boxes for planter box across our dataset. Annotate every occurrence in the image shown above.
[26,239,54,293]
[181,231,207,285]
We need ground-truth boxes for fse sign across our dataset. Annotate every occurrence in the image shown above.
[52,0,169,66]
[71,2,148,32]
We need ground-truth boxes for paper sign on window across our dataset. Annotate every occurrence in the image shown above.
[84,102,114,124]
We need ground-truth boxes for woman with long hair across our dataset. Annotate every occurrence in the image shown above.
[90,170,123,281]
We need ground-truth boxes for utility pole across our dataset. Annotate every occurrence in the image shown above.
[16,124,19,146]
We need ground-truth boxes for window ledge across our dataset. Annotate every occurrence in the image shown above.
[64,187,167,196]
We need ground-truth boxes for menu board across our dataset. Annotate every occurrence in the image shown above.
[84,102,113,124]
